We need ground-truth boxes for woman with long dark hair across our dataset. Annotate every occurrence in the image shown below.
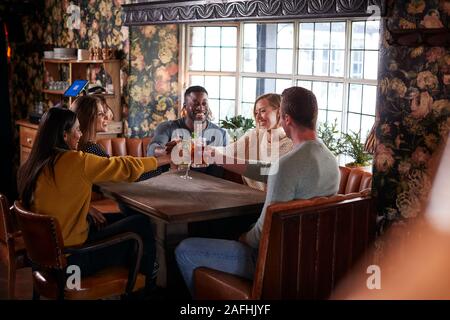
[17,107,170,292]
[70,95,163,281]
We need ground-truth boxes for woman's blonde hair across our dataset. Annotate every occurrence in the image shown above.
[253,93,282,128]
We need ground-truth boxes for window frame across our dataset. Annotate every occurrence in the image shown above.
[181,18,379,137]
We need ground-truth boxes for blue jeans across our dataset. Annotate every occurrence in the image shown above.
[175,237,258,296]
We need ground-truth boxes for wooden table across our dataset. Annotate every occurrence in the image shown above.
[97,170,265,290]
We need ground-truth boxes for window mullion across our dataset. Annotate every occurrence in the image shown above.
[189,71,236,77]
[292,21,299,87]
[241,72,293,79]
[181,24,189,117]
[342,19,352,135]
[236,22,243,117]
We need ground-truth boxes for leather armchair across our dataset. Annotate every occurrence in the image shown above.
[194,167,375,300]
[13,201,146,300]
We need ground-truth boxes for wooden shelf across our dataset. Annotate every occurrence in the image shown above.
[387,27,450,47]
[42,89,66,95]
[43,58,119,64]
[42,90,116,97]
[16,119,39,130]
[42,59,122,122]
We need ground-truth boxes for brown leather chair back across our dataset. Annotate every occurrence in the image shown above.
[97,136,153,157]
[13,201,67,269]
[13,202,146,300]
[0,193,12,244]
[252,192,376,299]
[1,194,28,299]
[339,166,372,194]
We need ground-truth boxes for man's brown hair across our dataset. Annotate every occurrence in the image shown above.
[281,86,318,130]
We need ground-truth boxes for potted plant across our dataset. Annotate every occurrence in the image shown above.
[342,130,373,168]
[220,115,255,142]
[317,119,346,157]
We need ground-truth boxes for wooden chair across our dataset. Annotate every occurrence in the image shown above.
[13,201,146,300]
[0,193,28,299]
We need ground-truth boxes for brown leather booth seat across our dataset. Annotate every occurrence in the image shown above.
[338,166,372,194]
[97,137,152,158]
[89,137,152,215]
[194,166,375,300]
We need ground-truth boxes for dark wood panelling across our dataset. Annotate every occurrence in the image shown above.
[281,215,299,299]
[351,201,370,264]
[315,209,336,299]
[122,0,387,25]
[263,214,283,299]
[332,206,354,289]
[298,213,319,299]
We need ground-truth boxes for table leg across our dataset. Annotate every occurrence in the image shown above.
[153,220,188,290]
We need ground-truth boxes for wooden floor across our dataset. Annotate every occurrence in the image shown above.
[0,264,179,300]
[0,264,33,300]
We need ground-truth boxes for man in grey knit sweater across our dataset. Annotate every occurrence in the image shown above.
[175,87,339,295]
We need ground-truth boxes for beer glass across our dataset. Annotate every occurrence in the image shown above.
[178,139,192,179]
[191,137,208,168]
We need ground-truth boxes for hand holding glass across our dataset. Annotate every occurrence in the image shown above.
[177,140,192,179]
[191,137,209,168]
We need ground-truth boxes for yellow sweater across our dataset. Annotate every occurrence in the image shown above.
[31,151,158,246]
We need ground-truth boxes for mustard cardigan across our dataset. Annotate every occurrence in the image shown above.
[31,151,158,246]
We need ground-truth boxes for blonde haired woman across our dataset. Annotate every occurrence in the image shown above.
[216,93,293,191]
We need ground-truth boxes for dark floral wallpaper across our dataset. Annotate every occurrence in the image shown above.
[9,0,179,143]
[9,14,45,122]
[127,24,179,137]
[374,0,450,229]
[10,0,129,120]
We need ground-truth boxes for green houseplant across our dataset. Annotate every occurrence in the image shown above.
[220,115,255,142]
[342,130,373,167]
[317,120,345,157]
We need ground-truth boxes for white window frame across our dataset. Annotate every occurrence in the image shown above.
[181,18,379,137]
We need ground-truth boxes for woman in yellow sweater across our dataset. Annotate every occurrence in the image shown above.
[17,107,170,292]
[70,95,163,283]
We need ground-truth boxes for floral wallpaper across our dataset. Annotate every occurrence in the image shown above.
[127,25,179,137]
[374,0,450,230]
[9,0,179,147]
[10,0,129,120]
[9,14,45,122]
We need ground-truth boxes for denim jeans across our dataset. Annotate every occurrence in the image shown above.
[175,237,258,296]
